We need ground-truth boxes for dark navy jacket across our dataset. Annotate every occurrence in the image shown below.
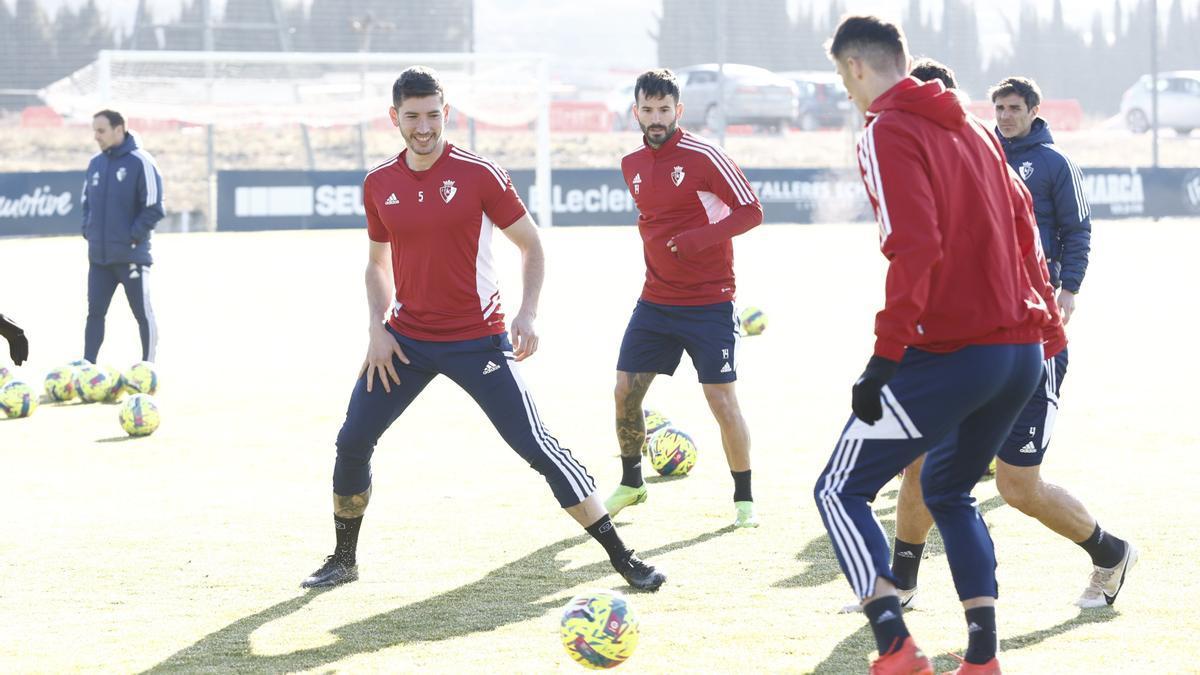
[82,132,164,265]
[997,118,1091,293]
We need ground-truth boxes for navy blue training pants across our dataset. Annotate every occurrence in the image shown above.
[814,343,1042,601]
[332,326,597,508]
[84,262,157,363]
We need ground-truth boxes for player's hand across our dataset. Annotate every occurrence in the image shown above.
[666,233,700,259]
[0,314,27,365]
[510,310,538,361]
[1057,288,1076,325]
[851,356,900,425]
[359,323,410,393]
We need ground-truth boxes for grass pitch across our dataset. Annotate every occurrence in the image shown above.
[0,220,1194,673]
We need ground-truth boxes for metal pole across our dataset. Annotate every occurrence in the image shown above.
[1150,0,1159,168]
[202,0,217,231]
[467,1,477,151]
[535,56,553,228]
[716,0,727,146]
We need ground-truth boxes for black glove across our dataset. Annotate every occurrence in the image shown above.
[851,355,900,424]
[0,314,28,365]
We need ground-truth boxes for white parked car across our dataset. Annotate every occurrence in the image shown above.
[1120,71,1200,135]
[675,64,799,132]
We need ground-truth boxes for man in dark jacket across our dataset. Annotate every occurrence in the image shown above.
[82,110,163,364]
[992,77,1092,324]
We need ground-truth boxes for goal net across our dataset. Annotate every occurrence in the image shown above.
[40,50,554,226]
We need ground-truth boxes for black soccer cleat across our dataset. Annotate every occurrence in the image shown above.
[300,555,359,589]
[612,551,666,592]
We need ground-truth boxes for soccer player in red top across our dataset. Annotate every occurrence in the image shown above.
[603,69,764,528]
[812,17,1051,674]
[300,67,665,593]
[856,61,1136,624]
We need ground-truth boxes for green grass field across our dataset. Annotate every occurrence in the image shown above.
[1,220,1195,673]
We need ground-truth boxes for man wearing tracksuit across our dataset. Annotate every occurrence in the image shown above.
[818,17,1053,674]
[82,110,163,364]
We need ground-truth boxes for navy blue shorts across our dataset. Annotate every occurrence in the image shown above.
[616,300,739,384]
[332,326,596,507]
[996,348,1068,467]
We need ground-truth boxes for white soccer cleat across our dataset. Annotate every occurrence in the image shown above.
[733,501,759,528]
[1075,543,1138,608]
[838,586,917,614]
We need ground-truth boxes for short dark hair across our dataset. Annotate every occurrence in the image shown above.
[910,58,957,89]
[392,66,444,106]
[635,69,680,104]
[827,15,908,73]
[989,76,1042,109]
[93,109,125,128]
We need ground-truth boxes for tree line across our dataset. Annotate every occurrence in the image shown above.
[2,0,1198,115]
[656,0,1200,115]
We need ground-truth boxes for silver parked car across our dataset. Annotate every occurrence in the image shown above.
[675,64,799,131]
[1120,71,1200,135]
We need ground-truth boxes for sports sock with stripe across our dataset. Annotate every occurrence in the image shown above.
[891,539,925,590]
[964,606,998,664]
[333,515,362,565]
[620,455,644,488]
[864,595,910,657]
[1076,522,1126,568]
[585,514,630,562]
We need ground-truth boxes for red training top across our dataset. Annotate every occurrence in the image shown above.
[363,143,527,341]
[856,78,1051,361]
[621,128,763,305]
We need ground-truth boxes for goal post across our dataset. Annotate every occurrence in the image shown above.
[41,49,554,228]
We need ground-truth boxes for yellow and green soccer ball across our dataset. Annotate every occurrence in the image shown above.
[739,306,767,336]
[0,366,13,387]
[78,365,125,403]
[44,366,78,402]
[123,361,158,395]
[641,409,671,455]
[119,394,160,436]
[648,428,698,476]
[0,381,37,418]
[560,591,639,669]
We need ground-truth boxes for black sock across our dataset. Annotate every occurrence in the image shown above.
[891,539,925,590]
[1076,523,1126,568]
[863,595,910,657]
[620,455,644,488]
[333,515,362,565]
[732,470,752,502]
[963,606,998,664]
[585,514,630,562]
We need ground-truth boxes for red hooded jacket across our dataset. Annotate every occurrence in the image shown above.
[857,77,1052,361]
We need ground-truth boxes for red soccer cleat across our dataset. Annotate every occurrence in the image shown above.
[870,636,934,675]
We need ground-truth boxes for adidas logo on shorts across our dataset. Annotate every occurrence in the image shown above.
[482,361,501,375]
[720,362,732,373]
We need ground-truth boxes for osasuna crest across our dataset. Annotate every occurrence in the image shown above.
[116,167,127,182]
[1019,161,1034,181]
[439,179,457,204]
[671,165,685,187]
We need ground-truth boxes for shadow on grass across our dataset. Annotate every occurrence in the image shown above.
[96,435,138,443]
[813,608,1117,673]
[144,526,733,673]
[645,473,689,484]
[773,494,1006,589]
